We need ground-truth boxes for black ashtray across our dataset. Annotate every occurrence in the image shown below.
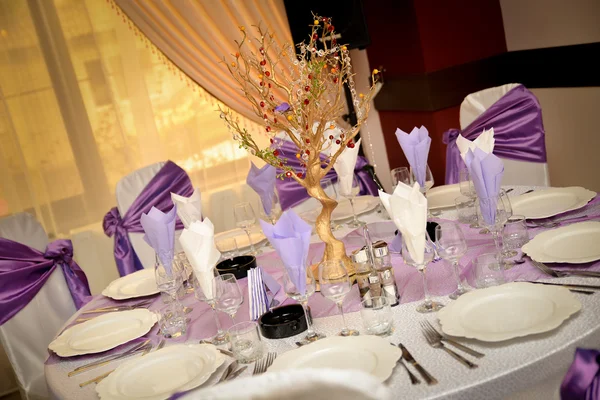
[259,304,312,339]
[216,255,257,280]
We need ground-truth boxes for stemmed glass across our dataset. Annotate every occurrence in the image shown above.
[318,260,359,336]
[282,267,325,345]
[459,164,477,199]
[391,167,411,190]
[260,190,282,224]
[321,178,340,230]
[192,271,228,345]
[410,164,435,218]
[155,254,183,303]
[401,237,443,313]
[434,222,469,299]
[338,175,364,228]
[234,202,260,255]
[476,190,513,259]
[213,273,244,326]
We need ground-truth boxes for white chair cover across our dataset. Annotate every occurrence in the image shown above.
[460,83,550,187]
[0,213,77,400]
[177,368,393,400]
[115,161,183,269]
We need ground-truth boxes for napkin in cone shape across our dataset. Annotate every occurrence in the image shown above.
[456,127,495,161]
[379,182,427,265]
[395,126,431,187]
[246,162,277,215]
[465,148,504,226]
[259,209,311,295]
[179,218,221,299]
[329,138,362,196]
[171,188,202,229]
[141,206,177,274]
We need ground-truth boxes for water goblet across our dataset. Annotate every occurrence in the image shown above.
[459,165,477,199]
[338,175,365,228]
[192,270,228,345]
[401,237,443,313]
[234,202,261,255]
[155,254,182,303]
[213,273,244,326]
[455,195,477,226]
[435,222,469,299]
[282,267,325,344]
[391,167,410,189]
[409,164,434,194]
[319,260,359,336]
[476,189,513,258]
[260,190,282,224]
[216,237,239,261]
[502,215,529,268]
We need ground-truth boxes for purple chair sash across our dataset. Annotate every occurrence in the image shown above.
[443,84,547,184]
[0,238,91,325]
[103,161,193,277]
[561,348,600,400]
[271,139,379,210]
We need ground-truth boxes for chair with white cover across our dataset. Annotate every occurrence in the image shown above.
[453,83,550,186]
[175,368,393,400]
[0,213,77,400]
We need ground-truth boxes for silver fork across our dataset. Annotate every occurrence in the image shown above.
[531,260,600,278]
[421,325,478,369]
[421,321,484,358]
[253,352,276,375]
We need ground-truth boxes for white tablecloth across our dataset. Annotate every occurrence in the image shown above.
[45,185,600,399]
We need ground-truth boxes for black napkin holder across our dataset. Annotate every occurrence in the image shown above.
[258,304,312,339]
[216,255,257,280]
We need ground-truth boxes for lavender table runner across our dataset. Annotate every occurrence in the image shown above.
[47,194,600,366]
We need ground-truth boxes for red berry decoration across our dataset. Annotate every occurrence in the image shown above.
[273,150,279,156]
[285,171,292,177]
[263,114,267,119]
[270,138,274,144]
[274,118,278,123]
[328,25,335,32]
[336,139,341,144]
[305,124,309,129]
[260,81,264,86]
[266,126,271,132]
[329,135,334,140]
[260,60,266,66]
[305,149,310,155]
[268,83,272,88]
[308,74,312,79]
[260,101,265,108]
[348,141,355,148]
[304,99,310,105]
[312,34,318,40]
[305,138,310,144]
[297,172,304,178]
[304,85,310,92]
[265,71,271,77]
[333,77,338,84]
[340,133,345,138]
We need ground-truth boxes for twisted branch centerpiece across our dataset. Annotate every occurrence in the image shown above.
[220,14,379,276]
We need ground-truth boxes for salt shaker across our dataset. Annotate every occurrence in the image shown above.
[351,247,382,307]
[373,241,400,306]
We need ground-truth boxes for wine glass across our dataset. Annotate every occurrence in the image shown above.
[318,260,359,336]
[434,222,469,299]
[321,178,340,230]
[216,237,239,261]
[155,254,182,301]
[409,164,434,194]
[234,202,260,255]
[390,166,410,189]
[476,189,513,259]
[282,267,325,344]
[192,271,228,345]
[213,273,244,325]
[459,165,477,199]
[338,175,365,228]
[401,236,443,313]
[260,190,282,224]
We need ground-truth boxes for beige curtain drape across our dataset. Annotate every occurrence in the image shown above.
[113,0,294,123]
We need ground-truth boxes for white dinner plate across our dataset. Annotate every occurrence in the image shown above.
[49,309,157,357]
[438,282,581,342]
[522,221,600,263]
[268,335,401,382]
[510,186,596,219]
[300,195,380,223]
[214,228,267,252]
[102,268,159,300]
[96,344,225,400]
[426,184,461,210]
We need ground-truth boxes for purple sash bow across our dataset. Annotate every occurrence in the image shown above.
[0,238,91,325]
[443,84,547,184]
[271,139,379,210]
[103,161,193,276]
[561,348,600,400]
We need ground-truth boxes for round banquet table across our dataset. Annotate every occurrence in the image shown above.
[45,185,600,400]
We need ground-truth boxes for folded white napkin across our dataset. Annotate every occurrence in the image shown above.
[171,189,202,229]
[379,182,428,264]
[329,138,361,196]
[456,128,495,161]
[178,218,220,299]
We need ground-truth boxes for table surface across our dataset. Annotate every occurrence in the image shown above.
[45,185,600,400]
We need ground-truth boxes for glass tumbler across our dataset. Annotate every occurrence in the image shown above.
[360,296,393,336]
[474,253,506,288]
[158,302,187,339]
[228,321,265,364]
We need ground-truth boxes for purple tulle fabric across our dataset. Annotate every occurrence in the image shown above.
[271,139,379,210]
[561,348,600,400]
[0,238,91,325]
[443,85,547,184]
[103,161,193,276]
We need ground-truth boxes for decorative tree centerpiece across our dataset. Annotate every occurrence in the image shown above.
[220,15,379,275]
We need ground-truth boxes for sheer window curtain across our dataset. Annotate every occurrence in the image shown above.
[0,0,269,293]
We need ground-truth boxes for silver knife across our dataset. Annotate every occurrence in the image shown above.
[526,281,600,290]
[226,366,248,381]
[398,343,437,385]
[68,339,151,377]
[218,361,238,383]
